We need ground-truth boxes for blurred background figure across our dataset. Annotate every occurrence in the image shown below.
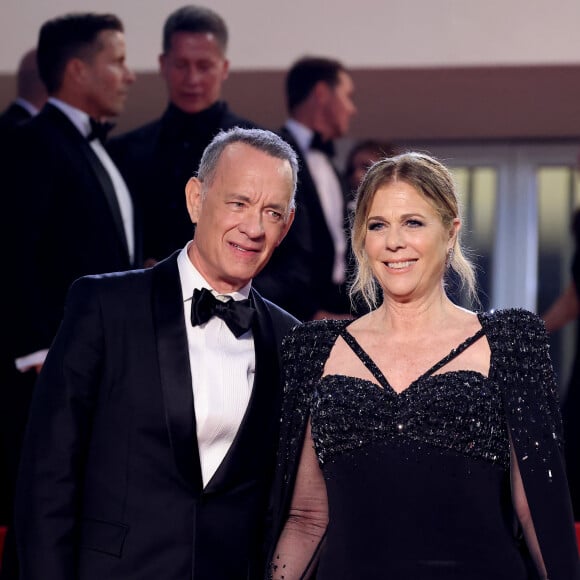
[0,43,48,578]
[109,4,258,266]
[0,13,137,578]
[0,45,47,561]
[0,48,47,133]
[343,138,397,203]
[255,56,357,321]
[542,206,580,520]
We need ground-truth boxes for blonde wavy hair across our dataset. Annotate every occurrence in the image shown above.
[349,152,477,310]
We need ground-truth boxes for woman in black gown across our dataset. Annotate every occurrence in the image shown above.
[269,153,579,580]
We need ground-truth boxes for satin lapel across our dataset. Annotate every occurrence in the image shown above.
[83,145,130,261]
[152,253,202,493]
[204,290,281,493]
[44,105,130,261]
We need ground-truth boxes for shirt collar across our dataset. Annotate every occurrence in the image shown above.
[47,97,92,138]
[285,118,314,154]
[177,242,252,304]
[14,97,39,117]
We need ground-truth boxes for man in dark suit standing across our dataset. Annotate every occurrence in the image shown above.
[0,49,47,132]
[0,14,136,577]
[6,12,138,369]
[109,5,258,265]
[15,127,299,579]
[0,47,46,533]
[254,57,357,321]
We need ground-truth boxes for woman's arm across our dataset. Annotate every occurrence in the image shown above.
[270,420,329,580]
[542,281,579,333]
[510,444,547,580]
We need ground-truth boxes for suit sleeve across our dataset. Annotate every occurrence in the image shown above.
[3,123,64,355]
[15,277,105,579]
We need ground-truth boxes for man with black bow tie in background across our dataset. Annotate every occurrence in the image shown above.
[15,127,299,579]
[109,5,258,266]
[254,56,357,321]
[0,45,46,533]
[5,12,138,375]
[0,13,137,578]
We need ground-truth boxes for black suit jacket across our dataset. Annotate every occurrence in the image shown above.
[15,252,298,579]
[0,100,35,514]
[108,102,257,262]
[4,103,141,358]
[254,126,352,321]
[0,102,32,132]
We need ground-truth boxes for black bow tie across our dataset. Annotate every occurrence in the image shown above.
[190,287,256,338]
[310,132,335,157]
[87,118,115,143]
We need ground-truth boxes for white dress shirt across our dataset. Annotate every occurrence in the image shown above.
[285,119,347,284]
[178,244,255,487]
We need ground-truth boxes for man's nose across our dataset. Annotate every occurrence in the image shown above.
[186,65,201,83]
[239,211,265,238]
[125,67,136,84]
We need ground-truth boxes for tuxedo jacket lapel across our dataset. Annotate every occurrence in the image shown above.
[152,253,203,494]
[204,290,281,493]
[45,104,131,263]
[151,259,283,496]
[83,148,130,260]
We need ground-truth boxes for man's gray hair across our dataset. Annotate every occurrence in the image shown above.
[196,127,298,214]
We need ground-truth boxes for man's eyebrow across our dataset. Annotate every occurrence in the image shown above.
[226,193,287,212]
[268,201,288,212]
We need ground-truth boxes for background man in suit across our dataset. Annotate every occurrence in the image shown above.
[109,4,258,265]
[0,48,47,133]
[0,46,46,535]
[6,12,138,371]
[0,14,136,577]
[15,127,299,579]
[254,56,357,321]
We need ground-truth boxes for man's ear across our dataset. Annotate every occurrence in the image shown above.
[277,209,295,247]
[65,58,87,88]
[159,52,168,78]
[221,58,230,82]
[313,80,331,105]
[185,177,203,223]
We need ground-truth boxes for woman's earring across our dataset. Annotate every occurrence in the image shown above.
[445,248,454,268]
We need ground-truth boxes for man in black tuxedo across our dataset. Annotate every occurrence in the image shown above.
[15,127,299,579]
[0,14,136,577]
[5,12,138,369]
[0,47,46,531]
[254,57,357,321]
[0,49,46,133]
[109,5,258,265]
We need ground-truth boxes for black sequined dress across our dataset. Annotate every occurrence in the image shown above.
[271,309,579,580]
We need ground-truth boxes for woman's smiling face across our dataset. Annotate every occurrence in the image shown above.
[364,179,459,303]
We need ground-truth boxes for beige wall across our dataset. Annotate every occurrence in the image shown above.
[2,0,580,72]
[2,1,580,142]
